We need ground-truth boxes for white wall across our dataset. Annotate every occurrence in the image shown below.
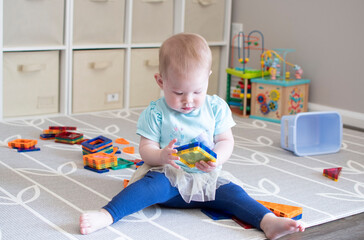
[231,0,364,128]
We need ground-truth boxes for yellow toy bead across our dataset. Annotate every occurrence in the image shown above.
[285,71,290,79]
[244,58,249,63]
[239,58,243,63]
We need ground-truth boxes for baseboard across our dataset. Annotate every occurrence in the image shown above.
[308,103,364,130]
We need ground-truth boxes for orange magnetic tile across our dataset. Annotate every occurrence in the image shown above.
[8,139,37,149]
[123,147,135,154]
[43,129,62,134]
[257,200,302,218]
[83,152,118,170]
[123,179,130,188]
[115,138,130,145]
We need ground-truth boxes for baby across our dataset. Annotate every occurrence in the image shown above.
[80,33,305,240]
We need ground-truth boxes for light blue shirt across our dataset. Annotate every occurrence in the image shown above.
[137,95,236,172]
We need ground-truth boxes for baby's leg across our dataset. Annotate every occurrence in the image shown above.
[79,171,180,235]
[260,213,305,240]
[80,209,113,235]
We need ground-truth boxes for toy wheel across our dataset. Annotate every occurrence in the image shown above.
[260,103,270,115]
[257,94,266,104]
[268,100,278,111]
[270,90,280,101]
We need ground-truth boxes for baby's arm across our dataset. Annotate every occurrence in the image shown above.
[139,136,181,169]
[195,128,234,172]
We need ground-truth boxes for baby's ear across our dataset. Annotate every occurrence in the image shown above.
[155,73,164,89]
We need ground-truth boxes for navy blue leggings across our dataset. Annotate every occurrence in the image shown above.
[103,171,271,230]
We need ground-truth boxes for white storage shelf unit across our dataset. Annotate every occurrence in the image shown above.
[0,0,232,119]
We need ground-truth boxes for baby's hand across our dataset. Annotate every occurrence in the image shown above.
[195,160,217,172]
[160,139,180,169]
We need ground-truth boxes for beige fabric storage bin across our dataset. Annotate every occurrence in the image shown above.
[132,0,174,43]
[3,0,64,47]
[3,51,60,117]
[73,0,125,44]
[129,48,161,107]
[73,50,125,113]
[208,46,221,95]
[184,0,226,42]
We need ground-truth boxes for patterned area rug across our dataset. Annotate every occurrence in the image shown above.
[1,109,363,240]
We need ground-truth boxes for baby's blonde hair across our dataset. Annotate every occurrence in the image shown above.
[159,33,212,78]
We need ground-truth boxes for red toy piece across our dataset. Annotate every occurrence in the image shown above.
[323,167,342,181]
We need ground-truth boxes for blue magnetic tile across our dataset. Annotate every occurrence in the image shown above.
[81,136,112,150]
[84,166,109,173]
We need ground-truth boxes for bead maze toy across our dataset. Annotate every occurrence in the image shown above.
[250,48,310,123]
[227,31,310,122]
[174,142,217,168]
[226,30,269,117]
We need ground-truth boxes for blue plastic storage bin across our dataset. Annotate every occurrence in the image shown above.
[281,112,342,156]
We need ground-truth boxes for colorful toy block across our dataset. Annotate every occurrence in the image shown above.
[174,142,217,168]
[81,136,112,153]
[257,200,302,219]
[232,216,253,229]
[43,129,63,135]
[111,158,134,170]
[115,138,130,145]
[122,146,135,154]
[83,151,118,170]
[201,209,232,220]
[84,165,109,173]
[40,133,56,140]
[49,126,77,131]
[123,179,130,188]
[82,145,114,155]
[16,147,41,152]
[8,139,37,149]
[136,161,144,168]
[323,167,342,181]
[128,159,143,164]
[55,131,84,144]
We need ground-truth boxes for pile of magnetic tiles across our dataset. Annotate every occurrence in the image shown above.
[82,136,135,173]
[40,126,84,144]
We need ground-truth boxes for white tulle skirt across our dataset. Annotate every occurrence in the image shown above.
[128,163,235,203]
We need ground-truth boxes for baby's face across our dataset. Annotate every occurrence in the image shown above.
[161,67,209,114]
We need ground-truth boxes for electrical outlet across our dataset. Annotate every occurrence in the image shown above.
[107,93,119,103]
[231,22,243,47]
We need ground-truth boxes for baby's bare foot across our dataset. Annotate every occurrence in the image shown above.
[260,213,305,240]
[80,209,113,235]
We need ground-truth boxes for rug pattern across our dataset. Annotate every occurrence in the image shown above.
[1,109,363,240]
